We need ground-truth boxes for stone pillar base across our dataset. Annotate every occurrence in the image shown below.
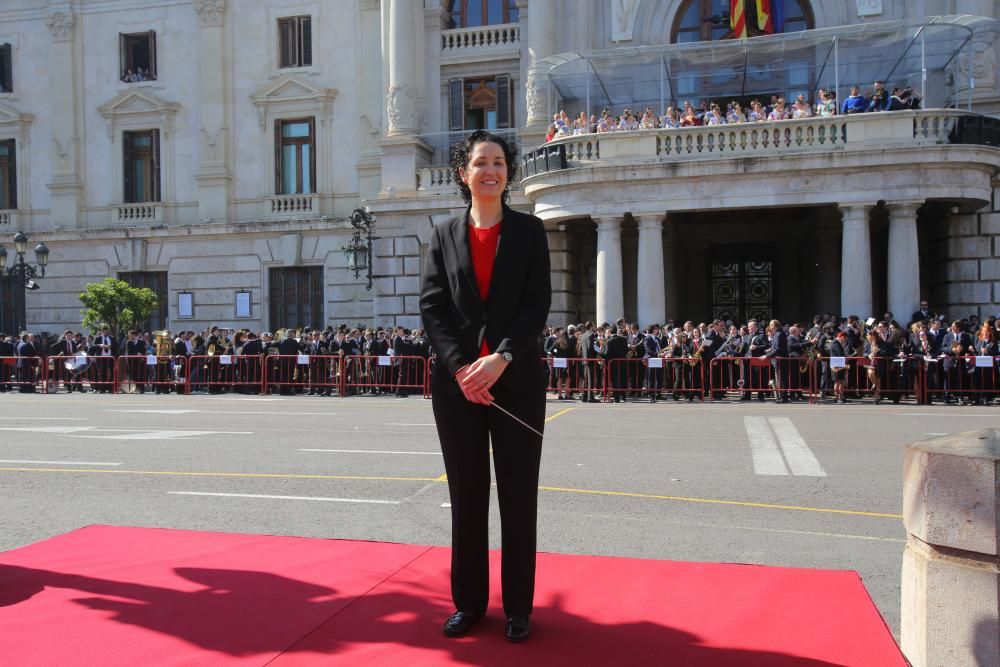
[379,136,432,196]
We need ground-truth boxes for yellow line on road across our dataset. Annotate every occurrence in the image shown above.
[538,485,903,519]
[545,407,575,423]
[0,466,902,519]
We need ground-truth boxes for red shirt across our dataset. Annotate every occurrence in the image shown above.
[469,221,502,358]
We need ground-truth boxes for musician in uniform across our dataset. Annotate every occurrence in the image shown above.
[626,323,646,396]
[15,333,39,393]
[0,333,13,392]
[829,330,850,403]
[602,325,629,403]
[578,322,599,403]
[643,324,665,403]
[668,331,693,401]
[307,330,331,395]
[276,329,302,396]
[125,330,147,393]
[92,327,118,393]
[742,321,769,401]
[701,320,724,400]
[51,330,80,393]
[940,320,972,404]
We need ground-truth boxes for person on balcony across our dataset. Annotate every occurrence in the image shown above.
[842,86,869,114]
[704,104,726,125]
[792,98,812,119]
[869,80,890,112]
[817,89,837,117]
[727,102,747,124]
[768,98,790,121]
[680,106,700,127]
[747,99,766,122]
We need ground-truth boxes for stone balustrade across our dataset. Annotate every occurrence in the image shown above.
[0,210,15,226]
[441,23,519,54]
[535,110,972,170]
[116,203,161,223]
[416,164,521,196]
[267,194,317,217]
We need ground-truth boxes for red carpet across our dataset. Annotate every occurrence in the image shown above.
[0,526,905,666]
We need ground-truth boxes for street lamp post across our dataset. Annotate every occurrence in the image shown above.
[342,208,377,290]
[0,232,49,335]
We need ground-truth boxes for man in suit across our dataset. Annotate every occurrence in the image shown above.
[92,327,118,393]
[578,322,599,402]
[0,333,13,392]
[602,325,629,403]
[124,330,147,393]
[15,333,39,393]
[306,329,330,395]
[275,329,302,396]
[627,323,646,397]
[50,329,79,393]
[643,324,664,403]
[743,321,770,401]
[911,299,934,325]
[701,320,724,400]
[940,320,972,404]
[765,319,789,403]
[239,331,264,394]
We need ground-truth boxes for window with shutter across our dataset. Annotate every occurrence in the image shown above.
[123,132,134,201]
[301,18,312,66]
[147,30,157,79]
[123,130,159,203]
[495,74,511,128]
[279,19,292,68]
[119,31,157,82]
[1,45,14,93]
[0,140,14,209]
[449,79,464,131]
[278,16,312,69]
[151,129,161,202]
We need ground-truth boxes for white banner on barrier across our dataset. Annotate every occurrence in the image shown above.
[829,356,846,369]
[219,355,232,365]
[647,357,663,368]
[976,356,994,368]
[553,357,568,368]
[297,354,309,365]
[146,355,157,366]
[378,355,391,366]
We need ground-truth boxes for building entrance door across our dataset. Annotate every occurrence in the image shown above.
[709,245,776,324]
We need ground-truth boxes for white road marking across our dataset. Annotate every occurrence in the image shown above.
[106,409,199,414]
[924,432,949,436]
[0,426,96,434]
[72,430,253,440]
[0,417,88,421]
[900,413,996,417]
[167,491,399,505]
[441,503,451,508]
[743,416,788,476]
[300,448,441,455]
[767,417,827,477]
[0,459,122,466]
[385,423,436,426]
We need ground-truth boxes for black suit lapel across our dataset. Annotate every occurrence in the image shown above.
[450,212,481,305]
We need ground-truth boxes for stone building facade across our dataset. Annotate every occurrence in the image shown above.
[0,0,999,336]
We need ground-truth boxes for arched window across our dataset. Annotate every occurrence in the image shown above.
[672,0,813,44]
[447,0,519,29]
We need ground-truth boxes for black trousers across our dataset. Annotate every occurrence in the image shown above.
[431,368,545,618]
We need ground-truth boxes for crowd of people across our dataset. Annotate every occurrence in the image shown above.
[545,80,922,141]
[121,67,154,83]
[546,302,1000,406]
[2,302,998,405]
[0,325,429,397]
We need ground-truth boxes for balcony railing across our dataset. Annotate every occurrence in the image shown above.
[0,210,15,226]
[442,23,519,54]
[116,203,162,223]
[417,166,455,193]
[524,110,982,178]
[267,194,318,217]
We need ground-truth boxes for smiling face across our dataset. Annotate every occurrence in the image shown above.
[460,141,507,205]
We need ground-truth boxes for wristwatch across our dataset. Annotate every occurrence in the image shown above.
[501,351,514,364]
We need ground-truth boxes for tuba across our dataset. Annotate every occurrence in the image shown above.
[153,331,172,362]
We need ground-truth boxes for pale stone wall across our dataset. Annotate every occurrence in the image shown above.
[934,209,1000,319]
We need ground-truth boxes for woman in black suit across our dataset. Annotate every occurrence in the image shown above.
[419,130,551,643]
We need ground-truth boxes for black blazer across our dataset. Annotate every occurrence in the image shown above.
[420,204,551,382]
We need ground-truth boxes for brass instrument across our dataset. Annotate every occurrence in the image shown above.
[688,340,703,367]
[153,331,172,362]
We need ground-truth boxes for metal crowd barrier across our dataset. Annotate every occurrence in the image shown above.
[927,354,1000,405]
[605,357,706,401]
[343,355,428,397]
[184,354,267,394]
[831,356,922,404]
[0,356,45,393]
[709,356,816,404]
[114,355,188,394]
[543,356,598,399]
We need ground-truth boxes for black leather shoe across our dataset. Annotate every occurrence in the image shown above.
[443,611,482,637]
[506,616,531,643]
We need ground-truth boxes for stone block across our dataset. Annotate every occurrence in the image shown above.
[981,259,1000,281]
[901,430,1000,667]
[404,296,420,314]
[396,315,421,331]
[982,212,1000,236]
[996,237,1000,257]
[373,257,403,276]
[404,257,421,275]
[551,272,573,291]
[376,296,404,315]
[395,276,419,295]
[948,214,979,237]
[394,236,419,256]
[946,260,980,282]
[995,283,1000,305]
[550,252,571,272]
[946,283,991,304]
[948,237,992,259]
[550,292,571,311]
[372,277,395,295]
[546,230,570,251]
[903,430,1000,555]
[372,238,394,257]
[329,300,373,320]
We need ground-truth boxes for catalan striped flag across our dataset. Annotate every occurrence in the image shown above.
[730,0,748,38]
[756,0,773,34]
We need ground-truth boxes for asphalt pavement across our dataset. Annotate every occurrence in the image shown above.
[2,390,997,637]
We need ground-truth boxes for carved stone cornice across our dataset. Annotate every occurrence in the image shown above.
[193,0,225,28]
[44,10,75,42]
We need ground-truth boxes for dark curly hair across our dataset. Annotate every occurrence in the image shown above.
[449,129,519,205]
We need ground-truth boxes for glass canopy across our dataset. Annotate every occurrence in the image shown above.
[532,15,1000,114]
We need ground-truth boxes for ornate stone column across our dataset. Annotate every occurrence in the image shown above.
[634,214,665,327]
[887,201,923,322]
[523,0,557,140]
[840,204,874,318]
[193,0,231,222]
[595,216,624,325]
[45,5,82,228]
[547,223,575,325]
[380,0,430,195]
[663,217,679,322]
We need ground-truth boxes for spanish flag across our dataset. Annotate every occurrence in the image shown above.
[730,0,748,38]
[756,0,773,34]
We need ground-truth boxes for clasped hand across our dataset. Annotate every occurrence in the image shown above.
[455,353,509,405]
